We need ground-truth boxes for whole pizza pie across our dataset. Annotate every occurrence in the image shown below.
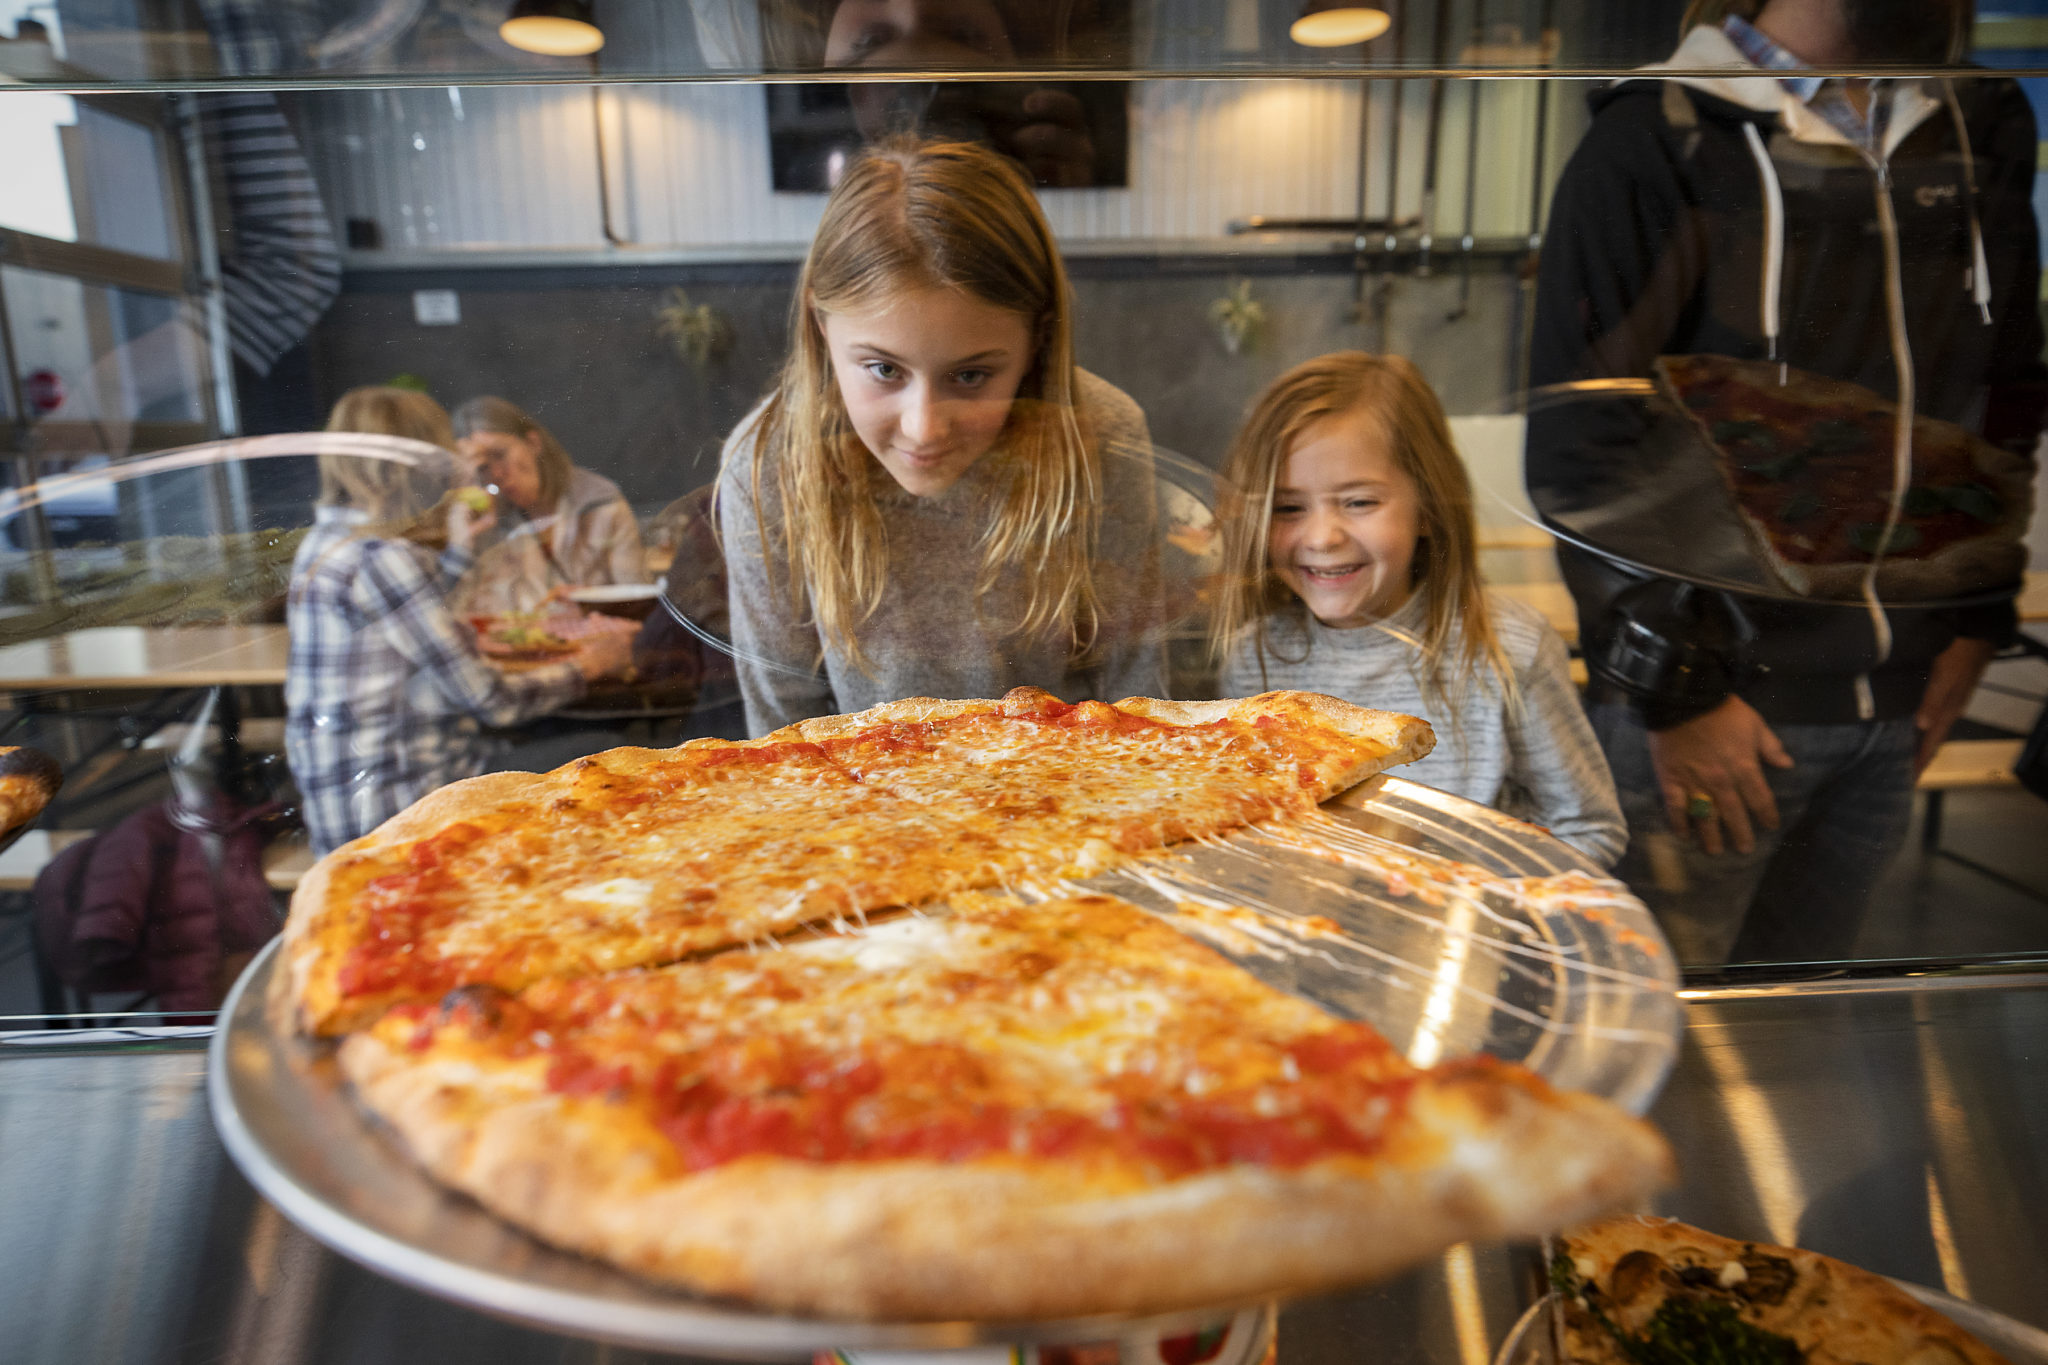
[1654,354,2032,601]
[1551,1216,2012,1365]
[274,687,1673,1320]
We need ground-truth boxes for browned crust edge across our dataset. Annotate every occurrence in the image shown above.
[342,1034,1669,1321]
[1560,1215,2015,1365]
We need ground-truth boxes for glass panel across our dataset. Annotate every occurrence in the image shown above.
[0,1,2031,88]
[1,267,208,435]
[0,93,178,259]
[3,55,2047,1037]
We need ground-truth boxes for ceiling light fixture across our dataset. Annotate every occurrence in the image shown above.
[500,0,604,57]
[1290,2,1391,48]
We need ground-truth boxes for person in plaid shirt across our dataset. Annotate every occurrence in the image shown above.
[285,389,631,854]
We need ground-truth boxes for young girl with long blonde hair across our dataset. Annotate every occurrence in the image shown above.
[717,137,1163,735]
[1212,353,1624,865]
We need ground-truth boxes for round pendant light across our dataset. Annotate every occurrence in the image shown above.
[501,0,605,56]
[1290,2,1392,48]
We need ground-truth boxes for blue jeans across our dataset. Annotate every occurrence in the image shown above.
[1588,703,1917,965]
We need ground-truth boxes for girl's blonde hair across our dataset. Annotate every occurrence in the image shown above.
[452,395,573,511]
[1210,352,1512,710]
[741,136,1099,670]
[318,385,459,547]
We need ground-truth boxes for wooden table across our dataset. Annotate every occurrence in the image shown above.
[0,625,289,691]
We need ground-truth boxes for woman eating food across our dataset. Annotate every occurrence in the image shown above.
[450,396,647,615]
[285,386,631,855]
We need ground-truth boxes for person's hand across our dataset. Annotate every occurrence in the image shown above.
[1646,696,1793,856]
[1914,636,1997,776]
[445,496,496,553]
[574,631,634,683]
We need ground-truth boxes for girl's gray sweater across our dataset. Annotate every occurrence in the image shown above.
[1220,592,1626,866]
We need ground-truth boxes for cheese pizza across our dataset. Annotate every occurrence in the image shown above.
[342,892,1672,1320]
[275,688,1433,1034]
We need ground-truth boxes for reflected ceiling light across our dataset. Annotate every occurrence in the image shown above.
[1290,2,1392,47]
[500,0,604,56]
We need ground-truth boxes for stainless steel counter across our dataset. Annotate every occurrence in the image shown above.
[3,980,2044,1365]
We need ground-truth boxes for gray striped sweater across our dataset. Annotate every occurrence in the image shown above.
[1220,592,1626,867]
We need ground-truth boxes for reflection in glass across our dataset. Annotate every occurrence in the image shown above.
[1523,2,2047,967]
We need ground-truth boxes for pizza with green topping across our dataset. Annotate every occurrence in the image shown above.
[1551,1216,2012,1365]
[1654,354,2032,601]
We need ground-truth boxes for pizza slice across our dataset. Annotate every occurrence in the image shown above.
[278,690,1433,1035]
[1653,354,2031,601]
[341,892,1669,1320]
[1551,1216,2012,1365]
[774,687,1433,853]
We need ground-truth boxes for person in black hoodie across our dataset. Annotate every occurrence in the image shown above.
[1526,0,2047,963]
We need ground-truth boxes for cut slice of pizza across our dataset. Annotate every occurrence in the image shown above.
[1653,354,2031,601]
[277,689,1434,1035]
[773,688,1433,854]
[1551,1216,2012,1365]
[341,892,1669,1321]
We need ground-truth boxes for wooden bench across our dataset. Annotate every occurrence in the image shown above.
[1916,737,2024,854]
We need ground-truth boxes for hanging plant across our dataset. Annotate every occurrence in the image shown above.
[1207,278,1267,357]
[656,288,734,370]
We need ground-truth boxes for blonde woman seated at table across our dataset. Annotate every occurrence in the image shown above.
[450,396,646,615]
[286,387,632,855]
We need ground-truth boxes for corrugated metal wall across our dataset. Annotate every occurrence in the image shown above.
[300,80,1558,253]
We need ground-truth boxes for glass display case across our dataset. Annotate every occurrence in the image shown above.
[2,2,2047,1362]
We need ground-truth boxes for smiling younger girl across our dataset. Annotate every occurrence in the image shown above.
[1212,352,1624,866]
[717,137,1164,735]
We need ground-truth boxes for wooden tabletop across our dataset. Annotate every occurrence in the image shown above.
[0,625,290,691]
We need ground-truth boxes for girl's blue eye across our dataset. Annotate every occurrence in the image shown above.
[862,361,900,382]
[952,369,990,388]
[1346,497,1380,511]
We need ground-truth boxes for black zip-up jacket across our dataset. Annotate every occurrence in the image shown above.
[1526,43,2047,729]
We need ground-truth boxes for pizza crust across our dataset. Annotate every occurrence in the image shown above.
[344,1033,1668,1321]
[1556,1216,2013,1365]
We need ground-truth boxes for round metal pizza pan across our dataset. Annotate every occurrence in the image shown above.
[210,776,1682,1359]
[1491,1284,2048,1365]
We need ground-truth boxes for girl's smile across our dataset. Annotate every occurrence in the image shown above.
[1268,405,1423,628]
[817,285,1034,497]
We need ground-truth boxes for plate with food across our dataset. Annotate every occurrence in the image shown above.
[211,689,1682,1354]
[1496,1215,2048,1365]
[471,613,580,661]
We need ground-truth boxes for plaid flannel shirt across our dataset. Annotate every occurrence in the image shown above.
[285,507,583,854]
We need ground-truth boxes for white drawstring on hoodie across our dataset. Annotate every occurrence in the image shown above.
[1736,99,1993,720]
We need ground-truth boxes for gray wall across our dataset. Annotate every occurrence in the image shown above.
[307,255,1528,514]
